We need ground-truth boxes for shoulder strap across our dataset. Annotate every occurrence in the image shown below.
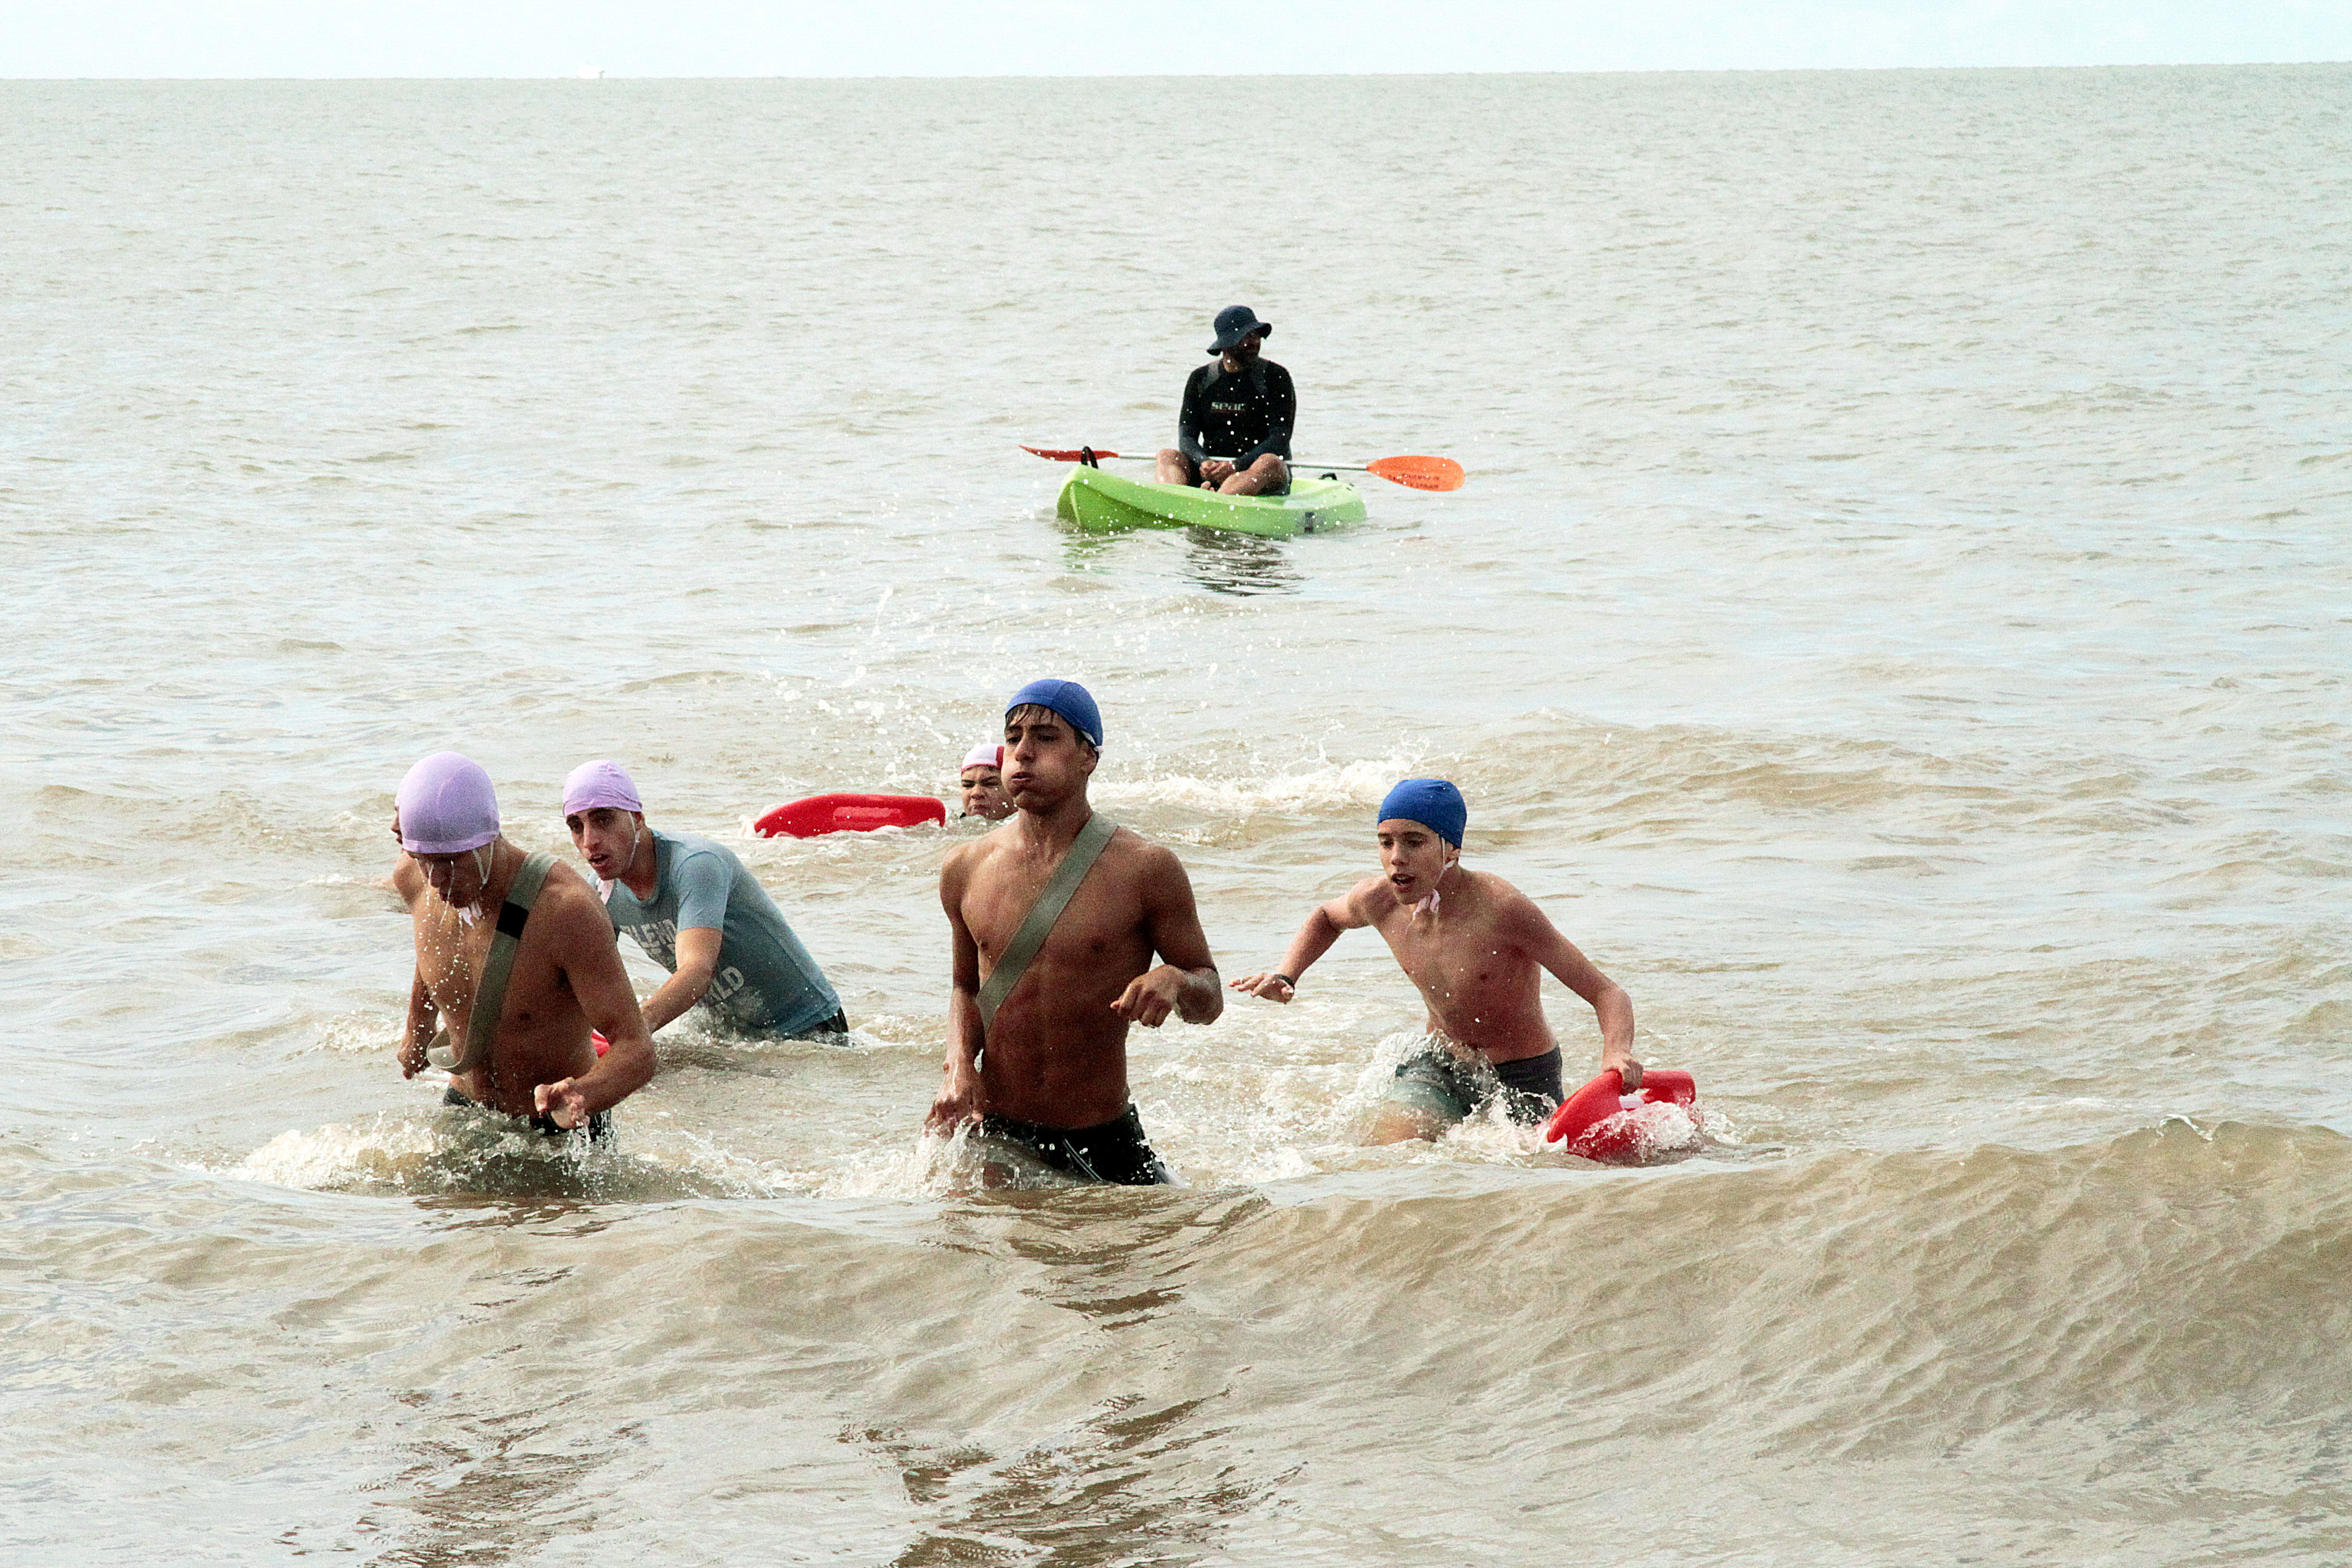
[441,851,559,1075]
[977,813,1118,1034]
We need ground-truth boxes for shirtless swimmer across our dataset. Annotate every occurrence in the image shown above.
[926,679,1222,1184]
[1230,778,1639,1142]
[390,752,656,1136]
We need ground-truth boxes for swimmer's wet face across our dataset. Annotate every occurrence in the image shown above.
[566,805,646,881]
[958,766,1013,821]
[411,844,496,910]
[1378,818,1459,906]
[1004,704,1098,813]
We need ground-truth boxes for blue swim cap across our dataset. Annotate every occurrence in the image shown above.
[1377,778,1466,847]
[1006,678,1103,748]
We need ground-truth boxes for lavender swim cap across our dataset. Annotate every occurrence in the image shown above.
[397,752,501,855]
[563,758,643,817]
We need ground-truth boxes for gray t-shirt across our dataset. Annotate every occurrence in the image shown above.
[600,828,841,1038]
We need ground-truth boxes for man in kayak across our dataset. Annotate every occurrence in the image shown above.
[562,759,849,1043]
[1156,305,1294,496]
[390,751,656,1137]
[1229,778,1641,1142]
[957,742,1014,822]
[927,679,1222,1184]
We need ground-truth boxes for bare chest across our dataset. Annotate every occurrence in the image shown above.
[965,856,1143,968]
[413,908,494,1010]
[1379,910,1518,1002]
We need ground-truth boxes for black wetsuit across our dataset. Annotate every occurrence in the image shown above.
[977,1105,1173,1186]
[1178,359,1295,467]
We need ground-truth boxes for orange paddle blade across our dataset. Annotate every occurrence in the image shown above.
[1364,455,1465,491]
[1022,444,1129,462]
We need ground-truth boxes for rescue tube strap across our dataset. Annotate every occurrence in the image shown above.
[429,850,558,1075]
[977,813,1117,1035]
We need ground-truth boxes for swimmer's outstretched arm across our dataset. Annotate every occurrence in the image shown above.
[532,896,658,1130]
[1231,884,1375,1002]
[927,847,988,1133]
[1112,844,1221,1028]
[399,970,436,1079]
[636,925,723,1035]
[390,855,436,1079]
[1507,893,1641,1087]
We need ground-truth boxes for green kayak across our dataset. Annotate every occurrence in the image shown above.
[1055,464,1367,538]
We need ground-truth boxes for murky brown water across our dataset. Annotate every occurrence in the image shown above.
[6,68,2351,1564]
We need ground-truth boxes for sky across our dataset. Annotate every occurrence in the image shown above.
[2,0,2349,78]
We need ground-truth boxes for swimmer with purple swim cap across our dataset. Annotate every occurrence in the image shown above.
[388,751,657,1138]
[560,759,846,1043]
[924,679,1222,1185]
[1231,776,1641,1143]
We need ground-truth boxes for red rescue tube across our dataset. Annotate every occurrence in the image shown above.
[753,792,947,839]
[1543,1067,1699,1162]
[591,1030,610,1057]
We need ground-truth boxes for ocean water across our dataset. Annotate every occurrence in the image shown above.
[4,67,2350,1564]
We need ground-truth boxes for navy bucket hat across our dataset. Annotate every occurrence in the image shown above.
[1208,305,1272,354]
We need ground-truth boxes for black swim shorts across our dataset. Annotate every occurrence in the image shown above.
[975,1104,1173,1186]
[443,1085,612,1141]
[1387,1044,1564,1128]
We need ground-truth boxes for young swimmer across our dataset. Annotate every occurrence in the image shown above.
[388,751,657,1137]
[563,759,847,1042]
[927,679,1222,1184]
[958,743,1014,822]
[1230,778,1641,1141]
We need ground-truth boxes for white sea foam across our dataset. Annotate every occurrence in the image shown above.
[1093,755,1426,818]
[222,1111,790,1200]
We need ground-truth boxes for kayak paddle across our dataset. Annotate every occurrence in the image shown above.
[1021,445,1464,492]
[1327,456,1465,492]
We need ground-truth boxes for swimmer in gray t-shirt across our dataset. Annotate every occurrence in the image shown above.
[561,760,845,1041]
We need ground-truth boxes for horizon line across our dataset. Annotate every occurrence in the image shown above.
[5,58,2349,83]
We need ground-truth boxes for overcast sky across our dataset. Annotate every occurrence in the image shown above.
[5,0,2349,78]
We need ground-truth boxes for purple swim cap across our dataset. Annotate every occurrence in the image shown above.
[397,752,501,855]
[563,758,643,817]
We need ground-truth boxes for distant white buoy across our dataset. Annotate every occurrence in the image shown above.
[577,64,604,79]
